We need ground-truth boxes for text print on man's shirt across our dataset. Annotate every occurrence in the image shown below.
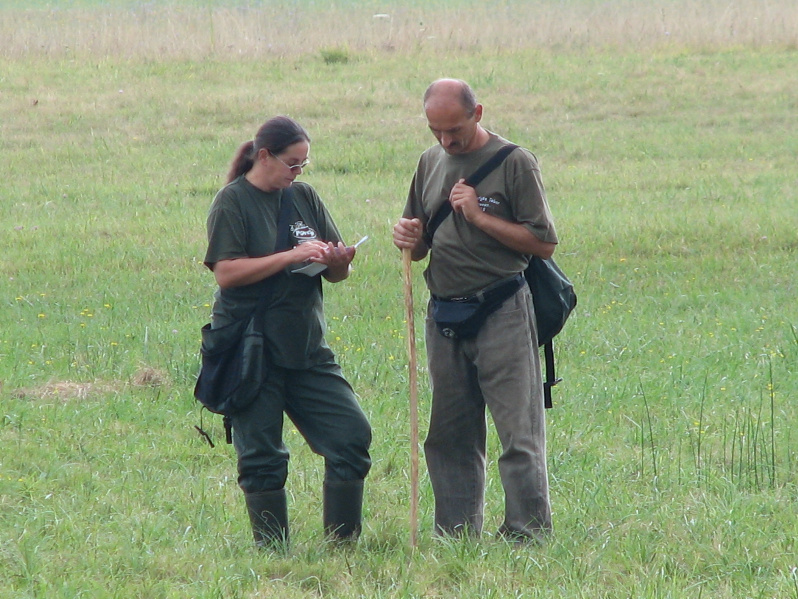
[478,196,502,212]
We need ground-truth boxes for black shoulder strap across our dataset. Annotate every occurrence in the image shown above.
[425,144,518,245]
[253,186,295,310]
[542,340,559,409]
[275,186,295,252]
[464,144,519,188]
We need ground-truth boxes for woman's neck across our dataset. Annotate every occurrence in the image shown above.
[245,169,278,193]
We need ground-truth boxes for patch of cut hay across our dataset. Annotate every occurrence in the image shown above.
[8,367,169,402]
[11,381,115,401]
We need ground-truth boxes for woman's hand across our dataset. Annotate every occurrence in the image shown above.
[316,241,355,268]
[291,240,328,263]
[318,241,355,282]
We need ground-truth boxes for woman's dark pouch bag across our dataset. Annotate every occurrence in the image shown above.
[194,315,266,416]
[193,187,295,445]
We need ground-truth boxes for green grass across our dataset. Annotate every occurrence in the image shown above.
[1,1,797,598]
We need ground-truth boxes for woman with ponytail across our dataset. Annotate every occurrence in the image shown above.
[203,116,371,549]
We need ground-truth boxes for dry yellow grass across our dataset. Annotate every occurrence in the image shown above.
[10,367,167,401]
[2,0,797,60]
[11,380,115,401]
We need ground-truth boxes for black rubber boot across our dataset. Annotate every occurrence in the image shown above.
[244,489,289,551]
[323,479,364,543]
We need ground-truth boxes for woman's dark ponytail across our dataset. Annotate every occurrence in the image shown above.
[226,141,255,184]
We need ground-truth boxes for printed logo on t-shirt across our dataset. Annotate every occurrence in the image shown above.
[478,196,502,212]
[290,220,319,245]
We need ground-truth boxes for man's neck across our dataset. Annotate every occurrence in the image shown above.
[469,126,491,153]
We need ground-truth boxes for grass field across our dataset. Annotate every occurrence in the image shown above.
[1,1,797,598]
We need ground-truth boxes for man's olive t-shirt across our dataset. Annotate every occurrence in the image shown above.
[403,133,559,298]
[204,177,343,369]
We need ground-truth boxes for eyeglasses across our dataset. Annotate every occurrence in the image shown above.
[272,153,311,172]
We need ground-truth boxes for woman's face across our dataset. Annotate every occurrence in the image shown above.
[261,140,311,190]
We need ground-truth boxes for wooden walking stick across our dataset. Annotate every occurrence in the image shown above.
[401,248,420,548]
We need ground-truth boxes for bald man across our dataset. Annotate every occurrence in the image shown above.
[393,79,559,542]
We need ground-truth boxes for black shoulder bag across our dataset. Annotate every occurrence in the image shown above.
[194,187,295,445]
[425,145,576,408]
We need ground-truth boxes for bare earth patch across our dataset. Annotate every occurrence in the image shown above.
[131,366,169,388]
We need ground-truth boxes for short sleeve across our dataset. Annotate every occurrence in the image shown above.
[204,189,248,269]
[508,149,559,245]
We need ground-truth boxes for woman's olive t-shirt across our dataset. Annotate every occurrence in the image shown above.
[204,177,343,369]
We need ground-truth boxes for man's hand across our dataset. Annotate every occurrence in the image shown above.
[449,179,482,223]
[393,217,428,261]
[449,181,557,259]
[393,217,423,250]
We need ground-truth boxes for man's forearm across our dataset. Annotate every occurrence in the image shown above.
[471,212,556,259]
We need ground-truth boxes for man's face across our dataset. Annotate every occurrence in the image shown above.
[425,102,483,155]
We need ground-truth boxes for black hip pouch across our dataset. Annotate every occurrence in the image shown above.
[431,275,524,339]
